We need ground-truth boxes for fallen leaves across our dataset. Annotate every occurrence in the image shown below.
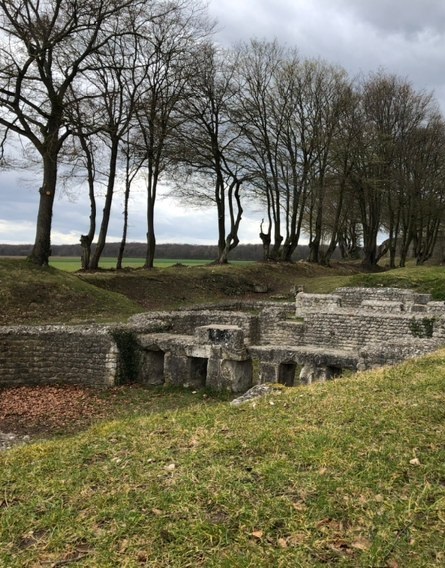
[0,385,112,436]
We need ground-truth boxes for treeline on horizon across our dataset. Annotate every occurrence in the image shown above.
[0,243,324,262]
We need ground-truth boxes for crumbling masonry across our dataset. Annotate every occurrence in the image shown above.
[1,287,445,391]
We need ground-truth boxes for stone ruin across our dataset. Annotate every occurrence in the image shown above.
[1,287,445,392]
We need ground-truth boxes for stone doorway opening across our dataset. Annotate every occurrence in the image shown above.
[188,357,208,388]
[278,362,298,386]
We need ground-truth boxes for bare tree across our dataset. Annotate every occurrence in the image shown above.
[0,0,145,265]
[234,41,352,262]
[349,72,439,268]
[408,117,445,265]
[169,43,247,264]
[233,40,286,260]
[86,22,148,270]
[132,0,213,269]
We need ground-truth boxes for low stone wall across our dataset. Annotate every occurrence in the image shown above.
[0,325,120,387]
[136,325,253,393]
[249,345,358,385]
[333,287,431,309]
[303,311,443,351]
[357,339,444,371]
[129,309,261,345]
[258,303,304,345]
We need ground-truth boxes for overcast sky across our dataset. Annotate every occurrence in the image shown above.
[1,0,445,245]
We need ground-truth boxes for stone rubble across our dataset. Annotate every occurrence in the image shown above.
[0,431,30,452]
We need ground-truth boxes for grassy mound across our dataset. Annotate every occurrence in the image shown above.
[0,258,363,324]
[2,257,445,325]
[0,259,141,325]
[78,261,362,311]
[1,353,444,566]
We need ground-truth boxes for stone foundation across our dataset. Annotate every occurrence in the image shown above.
[1,287,444,392]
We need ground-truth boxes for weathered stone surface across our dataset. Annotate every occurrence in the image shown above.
[295,293,341,314]
[0,325,120,387]
[1,288,445,393]
[230,384,284,406]
[195,325,245,352]
[334,287,431,308]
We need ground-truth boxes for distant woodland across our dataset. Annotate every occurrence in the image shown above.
[0,243,320,262]
[1,0,445,269]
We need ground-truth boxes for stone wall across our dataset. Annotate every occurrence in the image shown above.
[333,287,431,309]
[0,325,120,387]
[2,287,445,393]
[303,311,442,350]
[294,287,445,370]
[258,303,304,345]
[129,309,261,345]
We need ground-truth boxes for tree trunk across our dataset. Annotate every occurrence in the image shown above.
[79,137,96,270]
[117,178,131,270]
[28,154,58,266]
[308,203,323,263]
[144,172,157,269]
[215,175,226,262]
[90,140,119,269]
[217,180,243,264]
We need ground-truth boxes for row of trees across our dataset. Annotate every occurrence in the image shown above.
[1,242,325,261]
[1,0,445,269]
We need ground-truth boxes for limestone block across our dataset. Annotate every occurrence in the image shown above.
[258,361,279,384]
[361,300,405,313]
[137,349,165,386]
[163,353,189,387]
[295,293,341,315]
[299,363,334,385]
[206,357,252,393]
[195,325,245,352]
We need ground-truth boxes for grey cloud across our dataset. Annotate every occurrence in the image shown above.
[209,0,445,113]
[333,0,445,37]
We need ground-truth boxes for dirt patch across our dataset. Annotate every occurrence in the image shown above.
[79,261,362,311]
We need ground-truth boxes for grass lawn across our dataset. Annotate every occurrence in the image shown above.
[1,353,444,567]
[49,257,254,272]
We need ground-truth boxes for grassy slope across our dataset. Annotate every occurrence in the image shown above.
[1,354,444,566]
[78,261,362,311]
[349,265,445,300]
[0,259,141,325]
[0,258,363,322]
[2,257,445,323]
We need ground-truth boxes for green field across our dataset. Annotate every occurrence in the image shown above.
[49,257,253,271]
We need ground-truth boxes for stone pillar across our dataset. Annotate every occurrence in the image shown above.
[194,325,253,393]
